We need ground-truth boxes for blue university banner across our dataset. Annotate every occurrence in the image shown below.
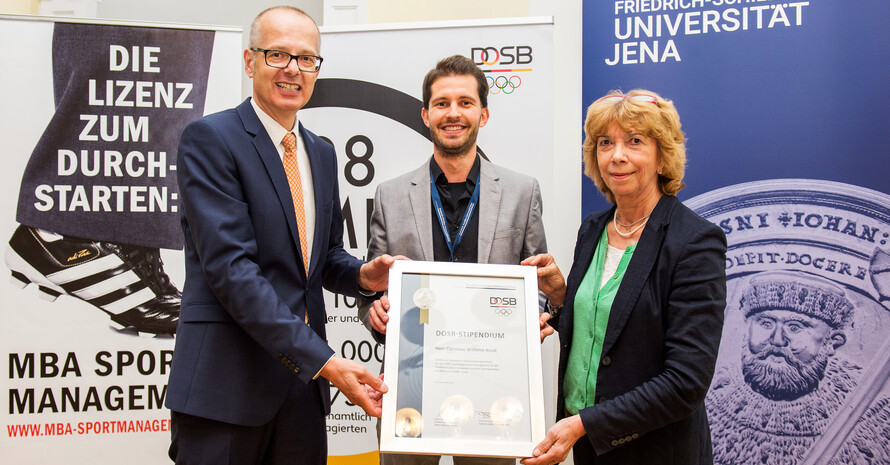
[583,1,890,463]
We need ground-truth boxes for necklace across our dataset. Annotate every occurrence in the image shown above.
[612,216,647,237]
[614,205,656,228]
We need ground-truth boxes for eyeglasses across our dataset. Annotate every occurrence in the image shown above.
[596,94,659,105]
[250,47,323,73]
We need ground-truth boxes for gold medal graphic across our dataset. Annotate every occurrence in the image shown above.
[394,407,422,438]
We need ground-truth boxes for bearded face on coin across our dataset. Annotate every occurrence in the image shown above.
[741,310,837,401]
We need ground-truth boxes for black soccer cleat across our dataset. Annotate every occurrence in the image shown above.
[6,225,180,336]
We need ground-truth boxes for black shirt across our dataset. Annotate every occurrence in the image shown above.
[430,155,481,263]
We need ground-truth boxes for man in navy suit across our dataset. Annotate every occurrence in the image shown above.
[165,6,394,464]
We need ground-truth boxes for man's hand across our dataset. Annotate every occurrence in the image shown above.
[369,295,391,334]
[358,254,395,292]
[358,254,409,292]
[320,356,388,417]
[539,312,554,342]
[520,415,586,465]
[365,373,385,404]
[521,254,567,307]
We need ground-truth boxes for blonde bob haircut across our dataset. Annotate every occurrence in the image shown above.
[582,89,686,205]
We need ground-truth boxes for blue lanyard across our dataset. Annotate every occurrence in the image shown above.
[430,167,481,262]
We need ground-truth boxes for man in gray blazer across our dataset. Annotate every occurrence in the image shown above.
[359,55,548,465]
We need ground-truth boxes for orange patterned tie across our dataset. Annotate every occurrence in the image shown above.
[282,132,310,276]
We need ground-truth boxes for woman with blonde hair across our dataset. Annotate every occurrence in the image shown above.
[522,90,727,464]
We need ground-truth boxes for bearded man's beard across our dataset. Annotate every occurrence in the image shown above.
[742,343,831,401]
[431,124,480,158]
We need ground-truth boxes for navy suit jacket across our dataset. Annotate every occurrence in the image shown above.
[554,195,726,464]
[166,98,364,426]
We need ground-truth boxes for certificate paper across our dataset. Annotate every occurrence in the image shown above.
[380,261,545,458]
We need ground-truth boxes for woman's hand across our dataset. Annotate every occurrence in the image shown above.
[521,254,566,306]
[368,295,390,334]
[539,312,554,342]
[521,415,586,465]
[366,255,410,334]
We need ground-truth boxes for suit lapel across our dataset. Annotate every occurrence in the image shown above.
[564,210,611,314]
[559,210,611,342]
[238,101,305,274]
[408,160,434,261]
[601,195,676,355]
[477,158,500,264]
[301,123,325,278]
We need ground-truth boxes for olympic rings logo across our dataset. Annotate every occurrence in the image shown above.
[487,75,522,95]
[494,308,514,317]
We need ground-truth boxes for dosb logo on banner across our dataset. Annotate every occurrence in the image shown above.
[471,45,533,65]
[470,45,534,96]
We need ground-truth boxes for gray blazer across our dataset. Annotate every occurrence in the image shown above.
[359,156,548,341]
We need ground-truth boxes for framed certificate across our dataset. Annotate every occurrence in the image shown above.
[379,261,546,458]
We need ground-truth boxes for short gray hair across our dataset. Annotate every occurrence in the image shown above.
[248,6,319,50]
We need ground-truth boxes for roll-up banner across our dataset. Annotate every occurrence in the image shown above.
[308,18,554,463]
[583,2,890,463]
[0,15,241,464]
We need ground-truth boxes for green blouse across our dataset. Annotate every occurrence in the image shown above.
[564,227,636,415]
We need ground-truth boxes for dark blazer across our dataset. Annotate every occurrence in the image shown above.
[554,195,726,464]
[166,98,364,426]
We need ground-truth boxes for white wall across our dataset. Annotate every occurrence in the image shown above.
[0,0,38,14]
[97,0,322,28]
